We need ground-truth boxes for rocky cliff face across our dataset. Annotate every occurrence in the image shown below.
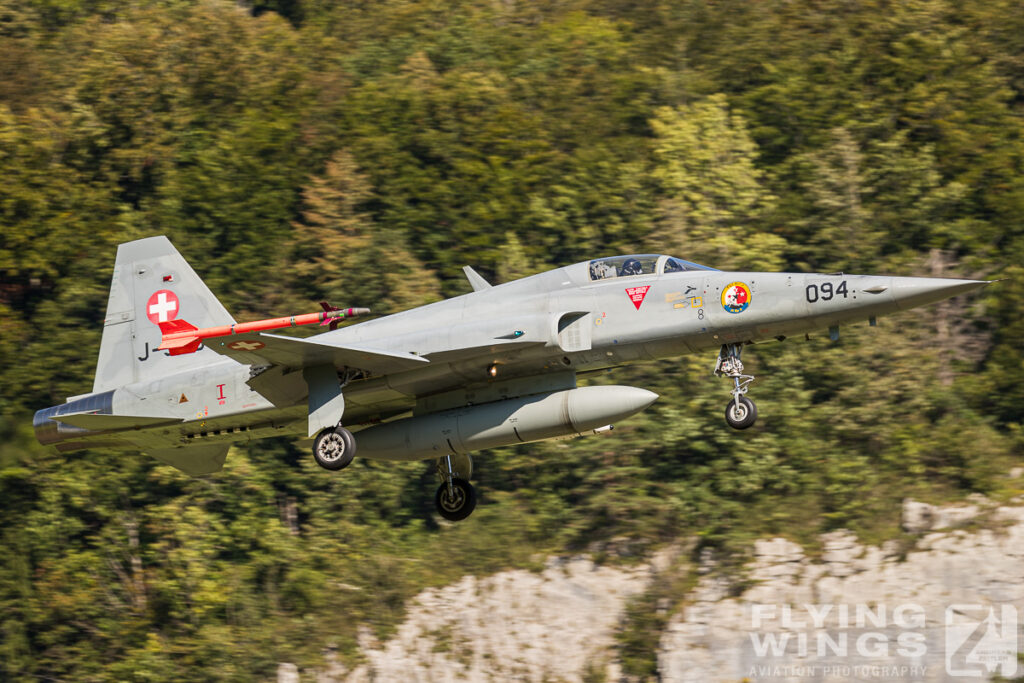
[297,498,1024,683]
[340,556,654,683]
[659,501,1024,683]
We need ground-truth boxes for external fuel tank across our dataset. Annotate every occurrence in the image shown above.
[355,385,659,461]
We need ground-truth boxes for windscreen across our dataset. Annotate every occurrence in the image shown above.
[664,257,716,273]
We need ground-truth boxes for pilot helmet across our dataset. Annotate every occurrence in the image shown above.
[621,258,642,276]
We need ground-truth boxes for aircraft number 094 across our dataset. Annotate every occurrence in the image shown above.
[806,280,849,303]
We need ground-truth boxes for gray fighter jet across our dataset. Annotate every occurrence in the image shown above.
[34,237,990,520]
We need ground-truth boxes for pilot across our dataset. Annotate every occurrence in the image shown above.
[620,258,643,276]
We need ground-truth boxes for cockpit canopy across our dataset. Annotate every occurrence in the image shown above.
[588,254,716,281]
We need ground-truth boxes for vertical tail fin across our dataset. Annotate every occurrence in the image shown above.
[92,236,235,392]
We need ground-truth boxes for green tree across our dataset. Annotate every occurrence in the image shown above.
[291,149,442,313]
[647,94,784,270]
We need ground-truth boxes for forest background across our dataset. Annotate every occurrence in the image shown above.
[1,0,1023,680]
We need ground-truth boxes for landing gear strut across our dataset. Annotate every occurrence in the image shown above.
[715,343,757,429]
[312,426,356,470]
[434,454,477,521]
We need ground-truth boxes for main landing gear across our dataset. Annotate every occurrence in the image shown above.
[311,429,479,521]
[435,454,477,521]
[307,430,479,520]
[715,343,757,429]
[312,426,356,470]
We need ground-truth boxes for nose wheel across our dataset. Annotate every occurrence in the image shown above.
[725,395,757,429]
[715,344,757,429]
[434,454,477,521]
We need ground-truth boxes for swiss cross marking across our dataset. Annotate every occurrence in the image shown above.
[228,340,265,351]
[625,286,651,311]
[146,290,179,324]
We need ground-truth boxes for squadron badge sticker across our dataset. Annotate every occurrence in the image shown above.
[625,286,651,311]
[721,282,751,314]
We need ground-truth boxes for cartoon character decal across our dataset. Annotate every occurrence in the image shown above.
[721,282,751,314]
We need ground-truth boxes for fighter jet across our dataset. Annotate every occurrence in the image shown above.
[34,237,990,520]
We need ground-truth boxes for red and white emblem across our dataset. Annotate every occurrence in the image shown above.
[625,285,651,311]
[227,340,265,351]
[146,290,179,324]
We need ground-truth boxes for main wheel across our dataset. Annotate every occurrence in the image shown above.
[313,427,356,470]
[435,477,477,521]
[725,396,757,429]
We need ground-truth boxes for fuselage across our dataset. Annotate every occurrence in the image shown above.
[34,253,984,460]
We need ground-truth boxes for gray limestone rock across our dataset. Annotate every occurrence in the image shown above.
[305,505,1024,683]
[277,663,299,683]
[343,556,652,683]
[902,498,987,533]
[658,505,1024,683]
[902,499,937,533]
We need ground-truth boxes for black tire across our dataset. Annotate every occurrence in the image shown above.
[313,427,356,470]
[435,477,477,521]
[725,396,757,430]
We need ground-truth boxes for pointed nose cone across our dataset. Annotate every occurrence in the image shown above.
[891,277,991,311]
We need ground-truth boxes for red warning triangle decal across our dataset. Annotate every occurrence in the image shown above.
[625,286,651,310]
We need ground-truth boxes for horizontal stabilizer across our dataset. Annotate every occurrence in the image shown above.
[52,413,184,430]
[206,332,430,375]
[149,443,230,476]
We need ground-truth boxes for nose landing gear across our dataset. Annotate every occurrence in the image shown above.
[715,343,757,429]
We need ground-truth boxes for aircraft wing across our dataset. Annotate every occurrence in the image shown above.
[203,332,429,375]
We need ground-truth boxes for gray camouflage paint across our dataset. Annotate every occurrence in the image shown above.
[34,237,989,474]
